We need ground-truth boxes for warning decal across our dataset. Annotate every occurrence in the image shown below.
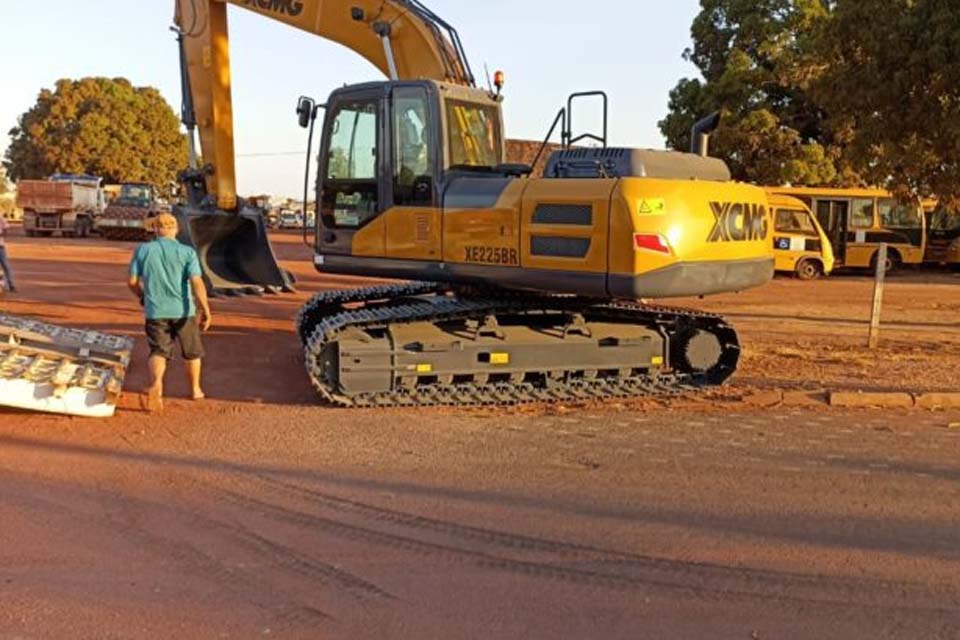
[638,198,666,215]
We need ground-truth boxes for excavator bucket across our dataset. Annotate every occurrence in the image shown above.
[173,205,296,297]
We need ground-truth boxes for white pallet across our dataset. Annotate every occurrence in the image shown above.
[0,314,134,418]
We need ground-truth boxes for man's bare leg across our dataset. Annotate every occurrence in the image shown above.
[186,359,205,400]
[146,355,167,412]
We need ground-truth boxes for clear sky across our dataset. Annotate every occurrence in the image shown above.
[0,1,701,197]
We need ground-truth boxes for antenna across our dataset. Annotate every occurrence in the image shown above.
[484,63,494,93]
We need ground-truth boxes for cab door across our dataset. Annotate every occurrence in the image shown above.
[316,89,386,257]
[441,97,523,270]
[384,85,442,261]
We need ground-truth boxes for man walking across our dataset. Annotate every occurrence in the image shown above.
[128,213,211,412]
[0,215,17,293]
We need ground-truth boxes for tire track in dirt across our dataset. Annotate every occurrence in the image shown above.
[252,475,960,604]
[62,443,396,612]
[256,475,615,557]
[101,488,390,628]
[108,508,336,630]
[214,484,960,615]
[229,529,393,602]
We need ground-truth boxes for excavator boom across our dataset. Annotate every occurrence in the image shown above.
[174,0,473,211]
[171,0,478,296]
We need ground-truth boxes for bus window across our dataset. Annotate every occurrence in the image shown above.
[850,198,875,228]
[930,209,960,231]
[775,209,819,237]
[879,199,921,228]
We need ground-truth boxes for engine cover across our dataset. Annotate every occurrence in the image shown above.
[544,147,732,182]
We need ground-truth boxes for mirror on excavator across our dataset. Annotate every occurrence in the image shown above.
[172,27,295,297]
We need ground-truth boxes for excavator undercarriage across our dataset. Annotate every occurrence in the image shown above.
[296,284,740,407]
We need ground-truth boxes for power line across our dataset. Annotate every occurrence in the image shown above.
[236,151,307,158]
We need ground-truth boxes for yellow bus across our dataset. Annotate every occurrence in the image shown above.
[768,187,926,272]
[766,193,835,280]
[923,201,960,267]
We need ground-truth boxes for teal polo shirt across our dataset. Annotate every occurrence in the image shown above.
[130,238,203,320]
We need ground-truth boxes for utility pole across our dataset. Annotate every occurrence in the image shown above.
[868,244,888,349]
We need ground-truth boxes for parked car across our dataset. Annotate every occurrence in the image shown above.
[278,209,303,229]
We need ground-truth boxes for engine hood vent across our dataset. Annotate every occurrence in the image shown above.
[544,148,732,182]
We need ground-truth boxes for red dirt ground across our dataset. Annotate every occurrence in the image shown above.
[1,229,958,639]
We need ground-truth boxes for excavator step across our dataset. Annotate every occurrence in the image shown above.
[0,315,134,418]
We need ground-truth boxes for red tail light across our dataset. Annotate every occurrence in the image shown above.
[634,233,672,254]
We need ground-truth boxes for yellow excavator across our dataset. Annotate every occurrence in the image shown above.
[174,0,775,407]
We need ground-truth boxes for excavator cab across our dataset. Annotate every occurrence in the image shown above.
[302,80,510,264]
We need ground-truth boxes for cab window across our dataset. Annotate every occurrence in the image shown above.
[850,198,875,229]
[775,208,818,236]
[323,99,379,229]
[878,198,921,228]
[393,87,434,207]
[446,99,502,168]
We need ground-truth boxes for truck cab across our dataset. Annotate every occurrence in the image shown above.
[97,183,160,241]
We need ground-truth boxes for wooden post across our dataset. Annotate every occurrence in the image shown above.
[868,243,887,349]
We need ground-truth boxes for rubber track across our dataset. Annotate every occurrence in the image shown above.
[296,282,444,345]
[299,283,738,408]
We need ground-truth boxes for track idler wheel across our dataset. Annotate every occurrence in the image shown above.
[672,325,739,385]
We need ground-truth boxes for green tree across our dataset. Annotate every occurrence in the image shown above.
[813,0,960,206]
[0,166,8,195]
[3,77,187,196]
[660,0,838,185]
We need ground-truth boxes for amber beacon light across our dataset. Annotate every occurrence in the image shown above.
[494,70,505,95]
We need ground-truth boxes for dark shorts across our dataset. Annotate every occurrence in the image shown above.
[145,317,205,361]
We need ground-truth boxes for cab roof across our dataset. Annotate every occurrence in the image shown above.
[767,194,811,209]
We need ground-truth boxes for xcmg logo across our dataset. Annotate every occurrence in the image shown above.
[707,202,769,242]
[243,0,304,17]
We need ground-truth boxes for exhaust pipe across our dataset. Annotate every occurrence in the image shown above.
[690,112,722,158]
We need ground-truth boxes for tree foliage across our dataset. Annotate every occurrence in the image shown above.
[663,0,960,204]
[3,78,187,195]
[660,0,836,186]
[813,0,960,206]
[0,166,8,196]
